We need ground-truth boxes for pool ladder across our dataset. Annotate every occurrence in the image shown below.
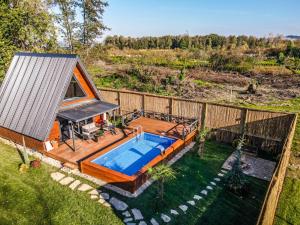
[135,125,143,141]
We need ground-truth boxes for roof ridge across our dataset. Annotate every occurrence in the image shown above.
[16,52,78,58]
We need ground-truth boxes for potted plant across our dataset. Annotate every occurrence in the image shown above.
[197,128,211,158]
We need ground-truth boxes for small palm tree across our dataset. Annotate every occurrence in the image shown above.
[148,164,176,201]
[197,128,210,158]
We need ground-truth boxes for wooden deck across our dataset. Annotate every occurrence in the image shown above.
[128,117,187,139]
[47,129,127,168]
[47,117,195,169]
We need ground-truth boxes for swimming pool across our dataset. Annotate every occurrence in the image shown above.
[92,132,176,176]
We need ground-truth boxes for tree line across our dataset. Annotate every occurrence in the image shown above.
[104,34,288,50]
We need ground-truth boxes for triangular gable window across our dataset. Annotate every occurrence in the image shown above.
[64,76,86,100]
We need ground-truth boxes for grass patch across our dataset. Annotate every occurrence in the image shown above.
[102,141,267,225]
[0,142,122,225]
[274,177,300,225]
[193,79,213,87]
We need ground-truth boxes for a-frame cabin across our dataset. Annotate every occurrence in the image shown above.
[0,52,119,153]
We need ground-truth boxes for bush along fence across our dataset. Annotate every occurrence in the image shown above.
[99,87,297,225]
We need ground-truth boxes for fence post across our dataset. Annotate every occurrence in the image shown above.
[117,91,121,115]
[169,98,173,121]
[240,108,248,135]
[200,103,207,130]
[142,94,146,114]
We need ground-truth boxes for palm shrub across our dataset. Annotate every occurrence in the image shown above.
[197,128,211,158]
[226,136,247,195]
[148,164,176,202]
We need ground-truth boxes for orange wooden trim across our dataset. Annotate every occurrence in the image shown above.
[81,130,196,193]
[0,126,45,152]
[61,65,98,107]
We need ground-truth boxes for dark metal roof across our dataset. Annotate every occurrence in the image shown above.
[0,52,102,141]
[57,101,119,122]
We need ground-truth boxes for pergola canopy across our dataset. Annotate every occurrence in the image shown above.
[57,101,119,122]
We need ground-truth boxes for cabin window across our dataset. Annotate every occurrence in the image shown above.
[64,76,86,100]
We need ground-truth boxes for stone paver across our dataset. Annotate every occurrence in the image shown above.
[98,198,106,204]
[103,202,111,207]
[124,218,133,222]
[170,209,179,215]
[109,197,128,211]
[210,181,216,186]
[206,186,213,190]
[161,214,171,223]
[218,173,224,177]
[100,192,110,200]
[90,195,98,200]
[59,177,75,186]
[187,200,195,206]
[132,208,144,220]
[69,180,81,190]
[193,195,202,200]
[123,211,131,217]
[78,184,93,192]
[51,172,65,181]
[214,177,221,182]
[150,218,159,225]
[179,205,188,212]
[201,190,208,195]
[89,189,99,195]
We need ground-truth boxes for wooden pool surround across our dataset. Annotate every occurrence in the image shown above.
[81,128,196,193]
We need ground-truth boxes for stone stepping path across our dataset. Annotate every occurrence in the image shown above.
[150,218,159,225]
[123,211,131,217]
[206,185,213,190]
[193,195,202,200]
[51,172,65,181]
[161,213,171,222]
[69,180,81,190]
[201,190,208,195]
[50,161,227,225]
[179,204,188,212]
[78,183,93,192]
[110,197,128,211]
[59,177,74,185]
[132,208,144,220]
[170,209,179,215]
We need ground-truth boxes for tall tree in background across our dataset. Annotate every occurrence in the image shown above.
[0,0,57,81]
[50,0,78,51]
[77,0,108,46]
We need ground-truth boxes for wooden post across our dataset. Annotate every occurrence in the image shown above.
[22,135,29,164]
[142,94,146,115]
[70,122,76,152]
[117,91,121,115]
[169,98,173,121]
[200,103,207,131]
[240,108,248,135]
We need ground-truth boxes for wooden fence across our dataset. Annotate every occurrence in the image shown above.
[256,114,297,225]
[100,88,295,154]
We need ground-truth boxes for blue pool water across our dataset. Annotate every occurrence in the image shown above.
[92,132,176,176]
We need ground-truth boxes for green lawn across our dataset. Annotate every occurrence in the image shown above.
[102,141,268,225]
[0,142,122,225]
